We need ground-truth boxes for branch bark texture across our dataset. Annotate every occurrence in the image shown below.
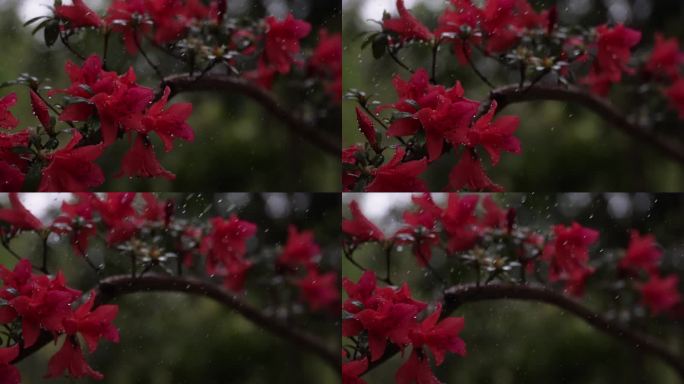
[162,73,339,156]
[365,283,684,379]
[13,274,338,369]
[490,84,684,165]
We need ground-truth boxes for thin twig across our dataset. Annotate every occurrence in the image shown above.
[462,39,495,89]
[102,30,111,70]
[59,33,86,60]
[388,48,415,74]
[133,27,163,80]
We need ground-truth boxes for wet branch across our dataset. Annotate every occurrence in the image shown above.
[487,84,684,165]
[162,73,339,156]
[364,283,684,379]
[13,274,338,369]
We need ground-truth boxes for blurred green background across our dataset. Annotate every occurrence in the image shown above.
[343,193,684,383]
[0,0,341,191]
[342,0,684,191]
[1,193,341,383]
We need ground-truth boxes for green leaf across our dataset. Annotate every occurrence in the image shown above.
[372,34,388,59]
[390,111,414,122]
[32,19,52,36]
[23,16,48,27]
[44,21,59,47]
[63,95,93,105]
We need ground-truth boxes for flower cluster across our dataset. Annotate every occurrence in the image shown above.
[1,192,339,381]
[342,194,683,383]
[619,231,682,315]
[0,260,119,382]
[342,271,465,384]
[1,0,341,192]
[0,54,194,191]
[47,0,339,96]
[280,226,340,313]
[345,0,684,191]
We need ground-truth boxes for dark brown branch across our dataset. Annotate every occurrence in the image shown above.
[365,283,684,379]
[161,73,339,156]
[13,274,338,369]
[489,84,684,165]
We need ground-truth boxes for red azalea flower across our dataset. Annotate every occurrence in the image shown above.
[665,78,684,118]
[436,0,482,64]
[105,0,150,54]
[409,304,466,365]
[51,194,98,257]
[55,55,116,123]
[90,71,155,145]
[200,214,257,292]
[201,215,257,271]
[0,130,31,192]
[619,230,662,273]
[0,93,19,130]
[63,293,119,352]
[544,222,599,295]
[466,101,521,166]
[403,193,442,230]
[55,0,103,28]
[141,87,194,151]
[356,301,423,361]
[0,259,33,293]
[442,194,479,252]
[10,276,82,347]
[415,96,479,161]
[481,195,507,229]
[355,107,379,152]
[583,24,641,95]
[0,193,43,230]
[0,345,20,384]
[144,0,191,44]
[342,358,368,384]
[221,256,252,292]
[296,268,339,312]
[117,135,176,180]
[383,0,434,42]
[30,90,51,131]
[342,200,385,243]
[263,14,312,74]
[279,225,321,269]
[366,148,428,192]
[384,69,479,144]
[343,270,377,307]
[46,337,103,380]
[89,192,142,245]
[448,150,503,192]
[395,349,441,384]
[640,274,682,315]
[0,162,24,192]
[645,33,683,81]
[39,131,105,192]
[309,30,342,102]
[395,194,443,266]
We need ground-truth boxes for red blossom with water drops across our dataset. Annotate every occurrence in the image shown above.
[38,131,105,192]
